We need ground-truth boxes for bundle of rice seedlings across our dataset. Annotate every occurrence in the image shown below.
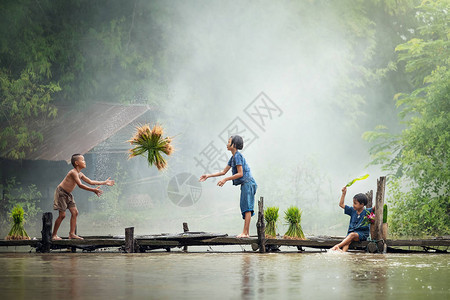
[264,206,279,238]
[128,124,174,170]
[5,204,30,240]
[283,206,305,240]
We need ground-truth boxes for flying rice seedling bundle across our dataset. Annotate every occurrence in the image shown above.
[5,204,30,240]
[128,124,174,170]
[283,206,305,240]
[264,206,279,238]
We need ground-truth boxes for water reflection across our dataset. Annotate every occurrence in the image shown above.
[0,252,448,299]
[241,254,252,299]
[349,255,388,295]
[37,254,80,299]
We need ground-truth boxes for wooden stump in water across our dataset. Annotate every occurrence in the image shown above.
[372,177,386,241]
[366,190,373,208]
[183,222,189,252]
[367,241,378,253]
[370,225,376,240]
[125,227,135,253]
[256,197,266,253]
[367,239,385,253]
[38,212,52,253]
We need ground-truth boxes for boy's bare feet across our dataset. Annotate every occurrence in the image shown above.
[69,234,84,240]
[52,235,62,241]
[236,233,250,238]
[331,245,341,251]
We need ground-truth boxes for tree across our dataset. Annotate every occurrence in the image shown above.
[364,0,449,236]
[0,0,169,159]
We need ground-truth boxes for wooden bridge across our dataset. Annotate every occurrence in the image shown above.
[1,231,449,253]
[1,176,449,253]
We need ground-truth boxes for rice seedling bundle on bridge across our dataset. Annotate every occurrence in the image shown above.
[5,205,30,240]
[264,206,279,238]
[283,206,305,240]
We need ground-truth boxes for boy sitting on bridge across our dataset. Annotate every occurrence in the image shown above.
[331,186,373,252]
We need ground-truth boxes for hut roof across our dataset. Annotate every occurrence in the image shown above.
[2,102,152,163]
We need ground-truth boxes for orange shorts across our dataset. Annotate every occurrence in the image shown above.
[53,186,76,211]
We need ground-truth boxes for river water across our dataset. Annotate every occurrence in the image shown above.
[0,250,448,299]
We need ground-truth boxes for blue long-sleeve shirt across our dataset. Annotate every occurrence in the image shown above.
[345,205,373,234]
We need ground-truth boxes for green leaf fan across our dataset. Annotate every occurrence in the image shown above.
[346,174,369,187]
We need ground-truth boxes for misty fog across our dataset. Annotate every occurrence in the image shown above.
[2,1,397,238]
[129,1,389,236]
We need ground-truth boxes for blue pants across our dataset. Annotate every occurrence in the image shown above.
[240,178,257,219]
[348,230,370,241]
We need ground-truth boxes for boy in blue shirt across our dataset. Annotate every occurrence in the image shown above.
[199,135,257,238]
[331,186,373,252]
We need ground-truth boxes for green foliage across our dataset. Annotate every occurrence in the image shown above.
[312,0,418,127]
[0,69,60,159]
[264,206,279,237]
[0,178,42,232]
[283,206,305,239]
[383,204,388,223]
[364,0,450,236]
[0,0,169,159]
[387,180,449,236]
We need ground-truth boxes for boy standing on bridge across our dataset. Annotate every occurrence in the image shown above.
[52,154,115,240]
[199,135,257,238]
[331,186,373,252]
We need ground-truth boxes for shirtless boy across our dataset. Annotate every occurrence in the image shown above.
[52,154,115,240]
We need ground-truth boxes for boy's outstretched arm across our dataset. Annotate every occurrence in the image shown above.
[339,186,347,209]
[72,172,103,196]
[81,174,115,186]
[199,165,231,182]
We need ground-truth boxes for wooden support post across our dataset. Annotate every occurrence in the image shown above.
[39,212,52,253]
[125,227,135,253]
[183,222,189,233]
[71,225,77,253]
[183,222,189,252]
[372,177,386,244]
[366,190,373,208]
[256,197,266,253]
